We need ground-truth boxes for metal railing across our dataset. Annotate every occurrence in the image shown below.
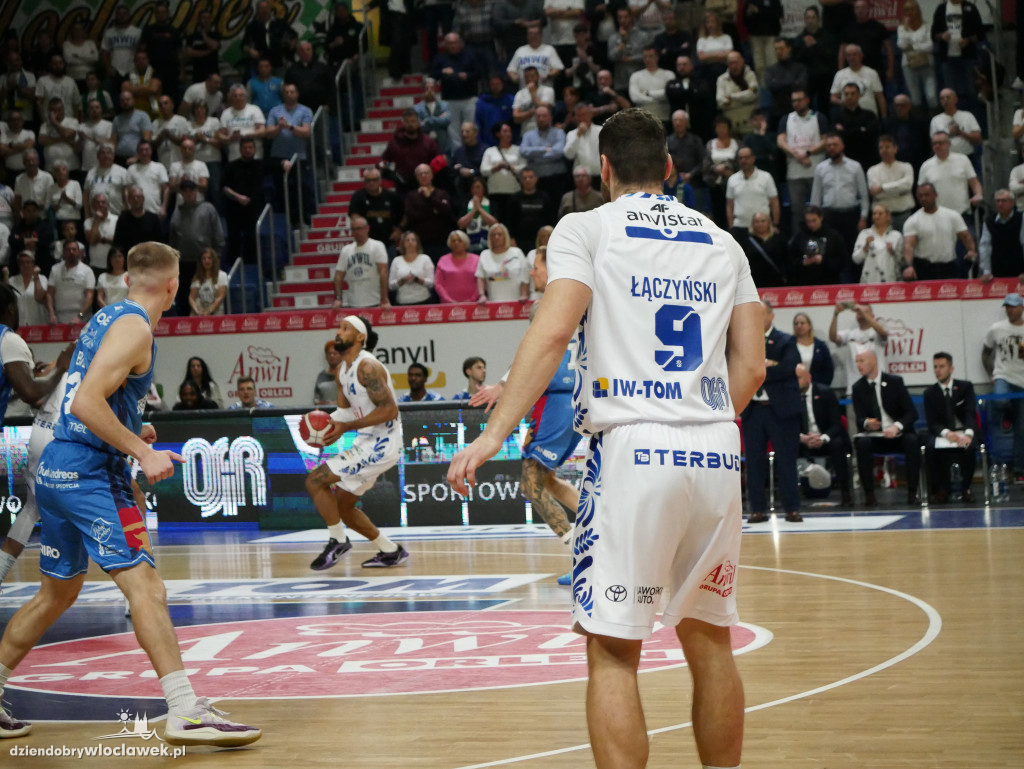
[254,203,277,308]
[332,21,372,165]
[335,60,354,160]
[224,256,246,315]
[309,105,330,207]
[282,152,304,254]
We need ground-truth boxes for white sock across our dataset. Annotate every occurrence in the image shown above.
[327,522,347,542]
[0,552,16,584]
[703,764,741,769]
[160,670,198,714]
[561,530,573,545]
[372,533,397,553]
[0,663,12,700]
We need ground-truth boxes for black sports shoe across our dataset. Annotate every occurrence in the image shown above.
[310,537,352,570]
[361,545,409,568]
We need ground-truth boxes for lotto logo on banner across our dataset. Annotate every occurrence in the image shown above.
[7,611,766,699]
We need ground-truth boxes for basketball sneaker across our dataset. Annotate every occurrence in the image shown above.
[361,545,409,568]
[164,698,261,747]
[0,704,31,738]
[310,537,352,570]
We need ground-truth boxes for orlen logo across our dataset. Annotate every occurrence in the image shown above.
[8,612,764,699]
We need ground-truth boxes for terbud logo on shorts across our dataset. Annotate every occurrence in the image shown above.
[632,448,740,471]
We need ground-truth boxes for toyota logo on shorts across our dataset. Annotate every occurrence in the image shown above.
[605,585,627,602]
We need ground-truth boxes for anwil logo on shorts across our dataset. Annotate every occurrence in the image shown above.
[700,560,736,598]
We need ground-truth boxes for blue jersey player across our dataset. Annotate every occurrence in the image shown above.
[471,247,583,572]
[0,243,262,748]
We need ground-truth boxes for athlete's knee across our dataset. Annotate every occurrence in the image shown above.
[114,564,167,607]
[676,619,734,670]
[38,574,84,612]
[306,464,335,494]
[586,633,643,670]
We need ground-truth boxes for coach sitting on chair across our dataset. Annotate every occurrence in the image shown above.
[743,299,803,523]
[852,347,921,506]
[796,363,853,506]
[923,352,977,503]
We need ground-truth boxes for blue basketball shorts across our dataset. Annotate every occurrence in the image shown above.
[35,440,155,580]
[522,392,581,470]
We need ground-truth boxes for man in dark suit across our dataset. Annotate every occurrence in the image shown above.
[742,300,803,523]
[923,352,977,504]
[852,348,921,506]
[796,364,852,505]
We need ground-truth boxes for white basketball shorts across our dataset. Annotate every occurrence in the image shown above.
[569,420,743,640]
[325,436,400,497]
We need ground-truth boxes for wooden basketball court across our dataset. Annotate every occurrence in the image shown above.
[1,509,1021,768]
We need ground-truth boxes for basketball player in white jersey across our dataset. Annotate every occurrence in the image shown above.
[306,316,409,570]
[448,108,765,769]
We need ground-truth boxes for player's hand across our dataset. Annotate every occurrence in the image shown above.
[323,420,347,445]
[140,447,182,484]
[468,382,505,413]
[140,424,157,444]
[448,433,504,495]
[958,434,973,448]
[865,418,881,432]
[882,425,900,439]
[57,342,76,372]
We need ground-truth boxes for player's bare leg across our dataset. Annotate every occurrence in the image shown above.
[521,458,572,538]
[306,464,344,526]
[335,488,380,541]
[586,633,649,768]
[0,573,84,668]
[110,564,184,676]
[544,472,580,517]
[676,619,744,767]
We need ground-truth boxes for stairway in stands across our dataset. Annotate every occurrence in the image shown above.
[269,74,424,309]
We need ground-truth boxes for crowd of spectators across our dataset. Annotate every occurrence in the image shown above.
[3,0,1021,316]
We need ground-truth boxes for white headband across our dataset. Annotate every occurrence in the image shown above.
[344,315,368,338]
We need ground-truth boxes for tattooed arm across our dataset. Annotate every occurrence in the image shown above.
[334,358,399,432]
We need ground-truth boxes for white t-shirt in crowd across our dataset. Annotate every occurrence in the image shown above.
[79,119,114,172]
[984,319,1024,387]
[507,44,565,83]
[903,206,967,264]
[127,161,170,215]
[48,260,97,323]
[918,152,976,215]
[726,168,778,228]
[98,270,129,305]
[221,105,266,161]
[85,164,131,215]
[83,214,118,269]
[190,270,230,315]
[476,247,529,302]
[335,238,389,307]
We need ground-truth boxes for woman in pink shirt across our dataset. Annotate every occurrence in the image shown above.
[434,230,480,303]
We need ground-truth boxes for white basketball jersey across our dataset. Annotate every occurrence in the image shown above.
[338,349,403,450]
[546,192,759,434]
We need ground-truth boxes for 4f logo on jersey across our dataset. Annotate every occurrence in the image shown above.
[650,203,669,212]
[701,377,730,411]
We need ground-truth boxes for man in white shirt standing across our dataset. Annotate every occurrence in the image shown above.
[982,293,1024,483]
[180,73,224,118]
[628,46,674,127]
[929,88,982,159]
[331,215,391,309]
[46,240,96,324]
[830,45,886,117]
[448,107,764,769]
[152,94,190,167]
[126,139,169,221]
[777,89,828,234]
[168,138,210,205]
[867,134,915,232]
[34,54,81,121]
[218,84,266,162]
[829,301,889,394]
[78,99,114,175]
[100,4,143,86]
[563,103,601,183]
[726,146,779,235]
[0,111,35,177]
[918,130,982,223]
[902,182,976,281]
[507,24,565,85]
[37,98,82,176]
[83,192,117,270]
[13,151,53,221]
[512,67,556,135]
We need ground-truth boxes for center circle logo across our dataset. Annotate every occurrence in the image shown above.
[11,611,763,702]
[605,585,628,602]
